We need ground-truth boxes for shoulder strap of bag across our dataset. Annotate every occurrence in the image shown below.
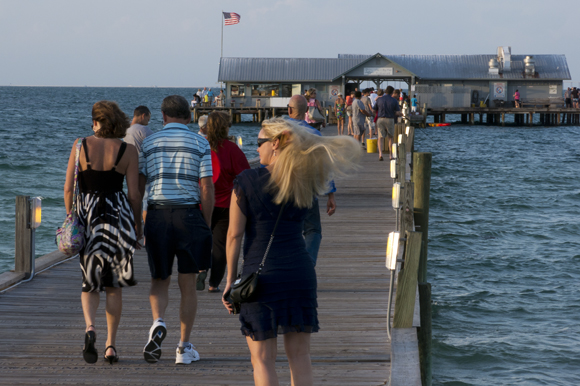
[71,138,83,213]
[257,202,287,273]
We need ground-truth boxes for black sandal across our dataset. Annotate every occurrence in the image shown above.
[82,327,98,364]
[104,345,119,364]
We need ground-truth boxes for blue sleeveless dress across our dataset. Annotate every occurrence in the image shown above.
[234,168,319,341]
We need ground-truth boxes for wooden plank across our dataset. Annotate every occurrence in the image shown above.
[390,328,421,386]
[393,231,422,328]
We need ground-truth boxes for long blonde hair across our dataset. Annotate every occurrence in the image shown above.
[262,118,361,208]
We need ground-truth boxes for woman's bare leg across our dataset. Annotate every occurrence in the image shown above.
[284,332,313,386]
[105,287,122,357]
[81,291,99,332]
[246,336,279,386]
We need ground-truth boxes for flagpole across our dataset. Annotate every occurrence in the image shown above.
[221,10,223,59]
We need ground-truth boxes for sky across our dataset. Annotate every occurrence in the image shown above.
[0,0,578,87]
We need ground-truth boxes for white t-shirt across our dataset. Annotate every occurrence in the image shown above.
[370,93,378,108]
[124,124,154,153]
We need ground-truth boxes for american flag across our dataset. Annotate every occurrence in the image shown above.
[223,12,240,26]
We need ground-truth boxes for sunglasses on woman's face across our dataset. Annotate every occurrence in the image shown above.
[257,138,271,147]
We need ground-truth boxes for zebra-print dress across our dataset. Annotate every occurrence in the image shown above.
[76,140,137,293]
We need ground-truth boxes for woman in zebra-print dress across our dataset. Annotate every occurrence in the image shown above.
[64,101,142,364]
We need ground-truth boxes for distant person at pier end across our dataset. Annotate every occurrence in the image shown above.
[64,100,141,364]
[572,87,579,109]
[191,93,201,108]
[139,95,214,365]
[125,105,153,225]
[335,93,346,135]
[346,91,355,135]
[374,86,402,161]
[286,94,337,265]
[200,111,250,293]
[565,88,572,108]
[514,89,521,108]
[304,88,325,131]
[351,91,371,147]
[222,117,360,386]
[361,89,375,138]
[411,94,418,113]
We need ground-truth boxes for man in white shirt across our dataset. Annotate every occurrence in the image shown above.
[125,106,154,224]
[369,88,378,108]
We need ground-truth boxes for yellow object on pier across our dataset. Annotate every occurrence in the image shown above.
[366,138,378,153]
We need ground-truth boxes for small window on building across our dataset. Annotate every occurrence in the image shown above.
[281,84,292,97]
[231,85,245,97]
[251,84,280,97]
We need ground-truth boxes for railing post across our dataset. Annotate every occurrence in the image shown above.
[412,153,432,283]
[15,196,33,278]
[418,282,432,386]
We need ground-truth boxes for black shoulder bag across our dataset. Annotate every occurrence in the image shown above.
[228,203,286,306]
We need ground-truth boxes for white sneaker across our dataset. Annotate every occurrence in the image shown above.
[143,320,167,363]
[175,344,200,364]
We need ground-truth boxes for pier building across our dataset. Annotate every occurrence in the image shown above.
[218,47,570,109]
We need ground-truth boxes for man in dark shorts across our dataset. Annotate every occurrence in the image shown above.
[139,95,214,365]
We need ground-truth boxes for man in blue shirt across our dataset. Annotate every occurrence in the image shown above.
[373,86,402,160]
[286,94,336,265]
[139,95,215,365]
[411,94,418,113]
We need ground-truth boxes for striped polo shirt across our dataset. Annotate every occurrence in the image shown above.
[139,122,212,205]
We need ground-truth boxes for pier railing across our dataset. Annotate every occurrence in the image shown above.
[389,122,433,386]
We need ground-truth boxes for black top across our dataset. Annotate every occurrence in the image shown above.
[78,139,126,194]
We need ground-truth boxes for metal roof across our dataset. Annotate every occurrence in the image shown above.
[380,54,571,80]
[218,57,364,82]
[218,54,570,82]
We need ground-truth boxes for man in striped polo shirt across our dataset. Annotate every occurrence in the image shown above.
[138,95,214,365]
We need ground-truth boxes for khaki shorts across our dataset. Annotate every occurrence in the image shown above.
[377,117,395,138]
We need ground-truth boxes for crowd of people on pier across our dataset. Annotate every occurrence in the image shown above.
[63,94,360,385]
[191,87,225,108]
[564,87,580,108]
[332,86,406,161]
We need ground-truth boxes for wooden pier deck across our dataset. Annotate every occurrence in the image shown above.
[0,143,395,385]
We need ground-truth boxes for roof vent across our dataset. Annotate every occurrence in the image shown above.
[489,58,499,74]
[524,55,535,75]
[497,46,511,72]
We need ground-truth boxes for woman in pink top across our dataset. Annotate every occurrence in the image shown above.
[514,90,521,108]
[304,88,325,130]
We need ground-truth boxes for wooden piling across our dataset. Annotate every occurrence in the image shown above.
[393,231,423,328]
[412,153,432,283]
[15,196,33,278]
[418,282,432,386]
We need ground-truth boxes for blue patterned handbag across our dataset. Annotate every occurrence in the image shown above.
[56,139,85,256]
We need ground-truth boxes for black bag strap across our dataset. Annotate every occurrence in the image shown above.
[257,202,287,274]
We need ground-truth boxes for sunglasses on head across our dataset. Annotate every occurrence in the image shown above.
[257,138,271,147]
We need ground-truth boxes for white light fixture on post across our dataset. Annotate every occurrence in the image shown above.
[406,126,410,136]
[392,183,401,209]
[30,197,42,229]
[398,134,403,144]
[390,159,397,179]
[391,144,397,159]
[386,231,400,270]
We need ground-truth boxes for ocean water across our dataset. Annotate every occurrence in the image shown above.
[1,87,579,385]
[413,124,580,385]
[0,86,260,273]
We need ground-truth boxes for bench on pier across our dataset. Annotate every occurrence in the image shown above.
[520,97,565,108]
